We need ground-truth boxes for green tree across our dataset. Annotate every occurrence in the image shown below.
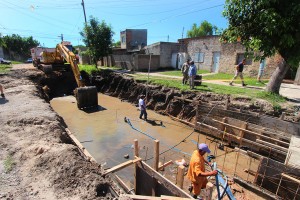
[112,41,121,48]
[187,20,218,38]
[222,0,300,94]
[80,16,114,65]
[2,34,39,58]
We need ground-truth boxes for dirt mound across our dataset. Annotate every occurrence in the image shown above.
[0,70,120,199]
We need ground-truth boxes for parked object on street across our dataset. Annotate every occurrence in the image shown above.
[0,58,11,64]
[26,58,33,63]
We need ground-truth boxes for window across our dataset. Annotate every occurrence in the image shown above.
[121,36,126,43]
[236,53,252,65]
[194,52,204,63]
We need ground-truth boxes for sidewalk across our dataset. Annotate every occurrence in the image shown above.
[117,70,300,105]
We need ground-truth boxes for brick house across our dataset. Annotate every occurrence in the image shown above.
[179,35,280,78]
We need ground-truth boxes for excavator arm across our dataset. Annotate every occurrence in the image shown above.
[56,43,85,87]
[55,43,98,109]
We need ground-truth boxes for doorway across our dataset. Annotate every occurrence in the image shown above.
[212,52,220,72]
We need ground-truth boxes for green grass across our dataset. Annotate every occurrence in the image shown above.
[3,155,14,173]
[158,69,210,76]
[79,64,100,75]
[98,66,123,70]
[0,64,12,73]
[11,61,22,64]
[133,74,285,105]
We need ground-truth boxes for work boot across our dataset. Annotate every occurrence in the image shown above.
[229,82,233,86]
[242,83,247,87]
[1,93,4,98]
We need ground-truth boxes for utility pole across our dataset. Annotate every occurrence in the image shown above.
[167,35,169,42]
[81,0,87,24]
[58,34,63,42]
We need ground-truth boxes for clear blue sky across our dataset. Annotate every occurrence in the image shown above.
[0,0,228,48]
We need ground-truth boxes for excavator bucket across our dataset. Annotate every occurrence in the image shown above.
[75,86,98,109]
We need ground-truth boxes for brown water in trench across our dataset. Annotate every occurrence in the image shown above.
[50,93,259,193]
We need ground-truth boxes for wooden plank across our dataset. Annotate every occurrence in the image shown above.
[65,128,97,163]
[134,139,139,194]
[103,158,142,176]
[154,140,159,171]
[158,160,173,171]
[213,119,290,146]
[256,139,288,152]
[138,161,193,198]
[161,195,193,200]
[281,173,300,184]
[176,165,185,189]
[126,194,161,200]
[114,175,135,195]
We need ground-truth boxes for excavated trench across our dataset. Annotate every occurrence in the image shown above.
[34,69,299,199]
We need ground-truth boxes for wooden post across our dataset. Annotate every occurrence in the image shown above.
[154,140,159,171]
[224,98,229,110]
[176,165,185,189]
[259,104,264,115]
[152,140,159,196]
[134,139,139,194]
[280,112,286,120]
[239,122,248,143]
[275,175,283,195]
[221,117,227,131]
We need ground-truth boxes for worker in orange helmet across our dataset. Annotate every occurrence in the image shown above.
[187,143,218,199]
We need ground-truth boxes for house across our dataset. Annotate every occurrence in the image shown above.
[120,29,147,52]
[178,35,280,78]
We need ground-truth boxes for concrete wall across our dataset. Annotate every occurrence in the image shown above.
[145,42,180,68]
[120,29,147,51]
[182,36,280,77]
[135,54,160,71]
[187,36,221,71]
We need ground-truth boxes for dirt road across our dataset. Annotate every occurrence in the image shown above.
[0,67,119,199]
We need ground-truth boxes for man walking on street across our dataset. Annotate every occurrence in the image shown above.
[138,94,147,121]
[188,61,197,89]
[181,59,190,85]
[229,58,246,86]
[187,143,218,199]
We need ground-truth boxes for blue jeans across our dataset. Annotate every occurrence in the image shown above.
[140,110,147,120]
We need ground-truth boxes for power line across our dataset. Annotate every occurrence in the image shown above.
[124,3,224,29]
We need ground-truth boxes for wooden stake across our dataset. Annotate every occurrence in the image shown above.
[176,165,185,189]
[134,139,139,194]
[103,158,141,176]
[154,140,159,171]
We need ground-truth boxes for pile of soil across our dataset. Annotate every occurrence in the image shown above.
[0,69,121,199]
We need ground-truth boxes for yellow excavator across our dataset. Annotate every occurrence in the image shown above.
[41,42,98,109]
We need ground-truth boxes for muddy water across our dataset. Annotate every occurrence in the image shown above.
[50,93,259,192]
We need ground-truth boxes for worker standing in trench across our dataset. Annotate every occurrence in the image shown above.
[187,143,218,199]
[138,94,147,121]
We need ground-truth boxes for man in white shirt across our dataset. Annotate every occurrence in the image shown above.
[138,94,147,120]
